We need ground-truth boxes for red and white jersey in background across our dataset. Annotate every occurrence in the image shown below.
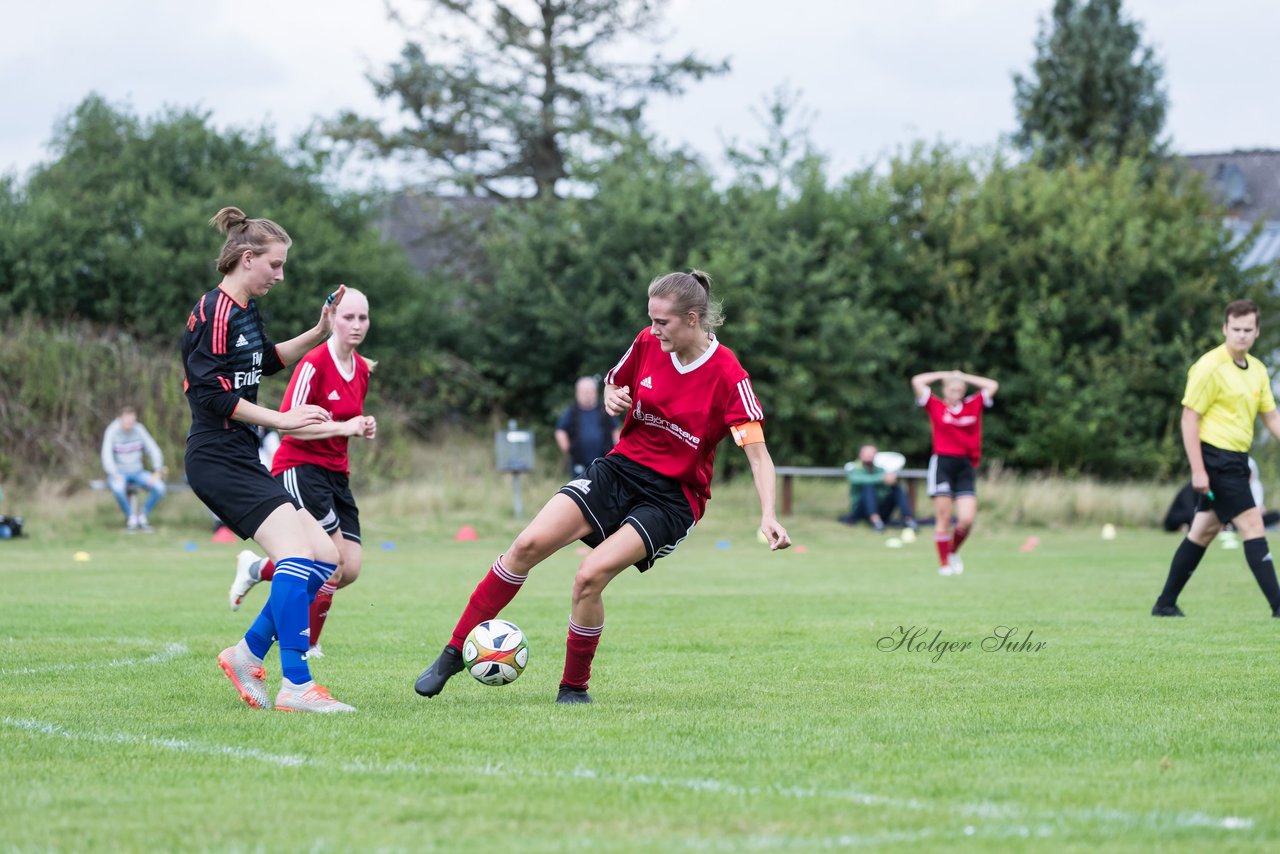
[605,329,764,520]
[271,339,370,475]
[921,391,992,465]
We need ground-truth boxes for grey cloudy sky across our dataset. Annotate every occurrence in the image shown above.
[2,0,1275,184]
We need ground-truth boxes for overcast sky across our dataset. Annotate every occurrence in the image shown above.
[2,0,1275,186]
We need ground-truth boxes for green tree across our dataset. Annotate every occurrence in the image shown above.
[881,148,1272,476]
[8,94,474,425]
[465,131,724,417]
[1013,0,1167,167]
[0,176,19,317]
[325,0,727,198]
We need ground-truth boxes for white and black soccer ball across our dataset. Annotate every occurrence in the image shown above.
[463,619,529,686]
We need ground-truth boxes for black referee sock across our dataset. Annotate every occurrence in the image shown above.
[1157,538,1207,607]
[1243,537,1280,612]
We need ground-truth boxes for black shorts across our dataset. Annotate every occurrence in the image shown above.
[927,454,976,498]
[1197,443,1255,524]
[558,454,696,572]
[276,464,361,543]
[186,433,297,541]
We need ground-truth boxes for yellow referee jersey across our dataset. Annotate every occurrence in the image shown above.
[1182,344,1276,452]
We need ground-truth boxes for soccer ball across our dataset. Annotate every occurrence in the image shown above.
[463,619,529,686]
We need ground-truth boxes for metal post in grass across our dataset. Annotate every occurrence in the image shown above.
[496,419,535,518]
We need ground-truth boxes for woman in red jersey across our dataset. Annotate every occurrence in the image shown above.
[415,270,791,704]
[228,289,377,657]
[910,370,999,576]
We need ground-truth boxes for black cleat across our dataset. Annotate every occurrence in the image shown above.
[555,686,592,704]
[1151,602,1185,617]
[414,645,464,697]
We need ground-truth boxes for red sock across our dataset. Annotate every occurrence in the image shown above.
[560,620,603,691]
[449,556,527,649]
[934,533,953,568]
[952,526,970,553]
[309,583,336,645]
[260,560,275,581]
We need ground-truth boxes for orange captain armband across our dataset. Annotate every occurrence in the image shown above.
[730,421,765,447]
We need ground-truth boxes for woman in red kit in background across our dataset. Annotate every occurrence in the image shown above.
[228,289,377,658]
[414,270,791,704]
[910,369,999,576]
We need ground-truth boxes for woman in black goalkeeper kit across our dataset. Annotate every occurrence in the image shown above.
[183,206,355,714]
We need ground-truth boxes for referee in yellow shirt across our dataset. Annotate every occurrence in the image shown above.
[1154,299,1280,617]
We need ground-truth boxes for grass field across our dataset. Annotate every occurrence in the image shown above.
[2,501,1277,851]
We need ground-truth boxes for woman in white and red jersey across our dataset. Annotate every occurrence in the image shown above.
[910,370,999,576]
[415,270,791,704]
[227,289,377,657]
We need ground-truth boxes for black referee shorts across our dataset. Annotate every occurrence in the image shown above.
[558,454,696,572]
[1197,442,1255,524]
[276,463,362,543]
[186,433,298,540]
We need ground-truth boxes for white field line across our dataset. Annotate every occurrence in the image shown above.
[0,639,189,675]
[1,716,1254,841]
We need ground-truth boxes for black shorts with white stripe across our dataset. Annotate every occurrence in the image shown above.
[557,453,695,572]
[927,454,977,499]
[275,463,362,542]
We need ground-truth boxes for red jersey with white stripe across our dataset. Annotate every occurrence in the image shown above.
[271,339,370,475]
[921,392,992,464]
[605,330,764,520]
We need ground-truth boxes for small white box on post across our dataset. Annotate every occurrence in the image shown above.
[495,419,535,517]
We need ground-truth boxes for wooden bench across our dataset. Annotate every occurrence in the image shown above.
[88,478,190,513]
[775,465,928,516]
[89,479,189,493]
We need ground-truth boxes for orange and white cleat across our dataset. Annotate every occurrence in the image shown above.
[274,681,356,714]
[217,644,269,709]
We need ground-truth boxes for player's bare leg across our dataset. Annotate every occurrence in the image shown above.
[949,495,977,574]
[557,525,646,705]
[933,495,955,575]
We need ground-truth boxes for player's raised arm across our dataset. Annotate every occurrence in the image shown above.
[959,372,999,399]
[911,370,948,402]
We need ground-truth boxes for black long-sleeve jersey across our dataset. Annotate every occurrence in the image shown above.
[181,285,286,449]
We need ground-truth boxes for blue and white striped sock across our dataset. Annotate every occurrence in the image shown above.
[269,556,314,684]
[244,605,275,659]
[308,560,338,601]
